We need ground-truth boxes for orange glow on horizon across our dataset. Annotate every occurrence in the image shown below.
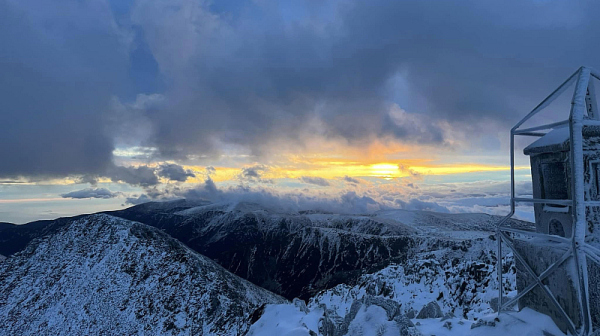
[183,161,528,183]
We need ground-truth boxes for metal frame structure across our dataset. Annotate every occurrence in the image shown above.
[496,66,600,336]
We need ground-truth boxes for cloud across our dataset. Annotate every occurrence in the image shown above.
[61,188,120,199]
[75,175,99,186]
[125,194,154,205]
[107,165,160,187]
[238,165,274,184]
[395,198,449,213]
[205,166,216,176]
[298,176,331,187]
[342,176,362,184]
[105,163,195,187]
[4,0,600,181]
[125,0,600,163]
[0,0,128,179]
[398,164,421,178]
[157,163,195,182]
[127,178,383,214]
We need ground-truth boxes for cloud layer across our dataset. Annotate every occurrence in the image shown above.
[2,0,600,181]
[123,173,534,222]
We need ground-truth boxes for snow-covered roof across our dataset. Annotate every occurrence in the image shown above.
[523,126,569,155]
[523,123,600,155]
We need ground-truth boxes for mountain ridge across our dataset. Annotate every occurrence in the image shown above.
[0,213,285,335]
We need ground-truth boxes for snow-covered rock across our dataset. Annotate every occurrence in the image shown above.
[0,214,285,335]
[308,236,517,320]
[416,302,443,319]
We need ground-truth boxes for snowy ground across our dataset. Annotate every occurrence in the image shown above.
[248,303,565,336]
[413,309,564,336]
[248,233,566,336]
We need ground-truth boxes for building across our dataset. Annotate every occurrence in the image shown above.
[497,66,600,336]
[516,125,600,333]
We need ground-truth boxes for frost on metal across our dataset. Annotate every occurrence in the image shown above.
[497,66,600,335]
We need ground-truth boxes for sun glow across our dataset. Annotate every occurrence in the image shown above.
[369,164,400,178]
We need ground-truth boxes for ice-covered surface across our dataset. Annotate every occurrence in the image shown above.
[523,126,569,154]
[0,214,285,335]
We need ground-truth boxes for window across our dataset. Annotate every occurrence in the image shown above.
[540,162,568,200]
[593,161,600,197]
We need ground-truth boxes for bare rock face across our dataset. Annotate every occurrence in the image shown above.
[416,301,443,319]
[0,214,285,336]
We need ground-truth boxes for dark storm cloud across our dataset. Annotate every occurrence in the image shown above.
[106,165,159,187]
[105,163,195,186]
[129,0,600,160]
[3,0,600,180]
[61,188,120,199]
[157,164,195,182]
[0,0,128,179]
[299,176,331,187]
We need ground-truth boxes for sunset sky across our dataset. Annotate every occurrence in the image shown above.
[2,0,599,223]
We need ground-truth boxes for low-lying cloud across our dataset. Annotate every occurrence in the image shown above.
[157,164,195,182]
[123,175,534,222]
[299,176,331,187]
[61,188,121,199]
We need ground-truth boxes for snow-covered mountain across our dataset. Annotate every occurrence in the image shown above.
[247,223,564,336]
[0,214,285,335]
[0,200,564,336]
[105,200,532,300]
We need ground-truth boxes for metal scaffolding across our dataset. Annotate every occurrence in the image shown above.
[496,66,600,336]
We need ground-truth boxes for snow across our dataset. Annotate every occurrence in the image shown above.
[346,305,402,336]
[413,308,564,336]
[523,126,569,153]
[247,228,566,336]
[249,303,565,336]
[0,214,285,335]
[247,304,323,336]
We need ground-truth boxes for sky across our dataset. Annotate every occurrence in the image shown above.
[2,0,599,223]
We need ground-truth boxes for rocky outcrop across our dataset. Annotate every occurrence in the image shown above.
[416,301,443,319]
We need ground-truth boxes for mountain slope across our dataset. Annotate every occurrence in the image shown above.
[0,200,532,302]
[0,214,285,336]
[106,201,532,300]
[107,202,422,299]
